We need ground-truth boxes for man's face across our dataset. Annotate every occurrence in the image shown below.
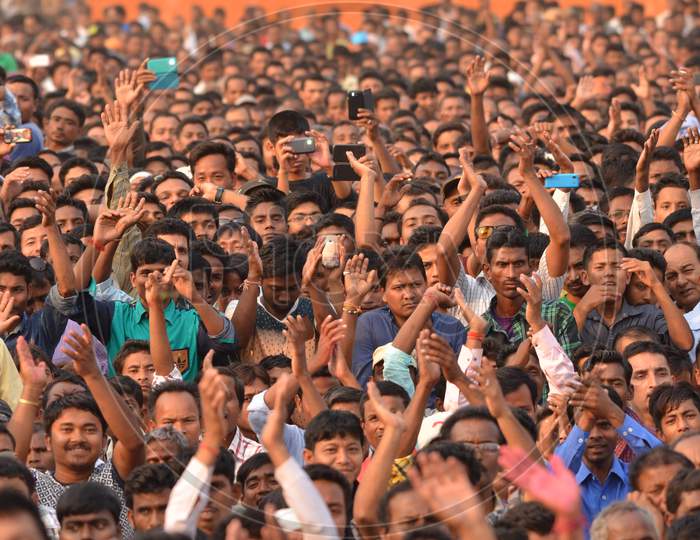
[155,178,191,211]
[150,116,179,146]
[485,247,530,300]
[676,490,700,519]
[27,429,54,471]
[241,463,278,507]
[439,97,467,122]
[20,225,47,258]
[72,188,104,207]
[565,245,589,299]
[602,508,660,540]
[664,243,700,311]
[659,399,700,444]
[145,439,181,466]
[375,98,398,125]
[447,418,500,485]
[151,391,201,448]
[225,107,252,129]
[636,229,673,254]
[0,272,28,316]
[655,187,689,223]
[413,161,449,185]
[64,166,93,186]
[8,81,36,123]
[588,362,630,404]
[381,489,431,539]
[332,124,359,145]
[326,93,346,123]
[250,202,287,244]
[129,490,171,533]
[363,395,406,449]
[199,474,236,534]
[504,384,535,422]
[261,275,300,316]
[141,203,165,227]
[400,204,440,243]
[670,219,696,244]
[609,195,632,242]
[206,116,230,138]
[417,244,439,286]
[619,110,640,131]
[181,211,217,241]
[48,408,104,473]
[382,269,426,322]
[625,267,663,306]
[300,80,326,110]
[224,77,247,104]
[120,351,155,399]
[649,160,680,184]
[583,248,629,293]
[415,92,437,114]
[10,206,39,229]
[287,202,322,235]
[193,154,234,189]
[474,214,517,262]
[576,187,605,210]
[176,123,207,152]
[583,418,617,465]
[56,205,85,234]
[46,106,81,147]
[0,231,16,251]
[59,510,120,540]
[239,378,269,434]
[157,234,189,270]
[434,129,462,155]
[202,255,224,306]
[674,434,700,468]
[637,463,686,511]
[314,479,348,536]
[304,435,364,484]
[628,352,672,413]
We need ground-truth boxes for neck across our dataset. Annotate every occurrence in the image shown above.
[583,454,614,485]
[54,463,93,485]
[600,298,623,322]
[494,295,524,317]
[631,403,655,431]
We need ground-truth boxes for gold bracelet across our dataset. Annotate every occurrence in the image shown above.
[19,398,39,407]
[343,305,362,316]
[243,279,261,290]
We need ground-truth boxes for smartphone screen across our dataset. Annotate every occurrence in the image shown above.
[147,57,179,90]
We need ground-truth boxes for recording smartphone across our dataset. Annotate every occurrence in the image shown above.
[347,89,374,120]
[288,136,316,154]
[28,54,51,68]
[544,173,580,189]
[3,128,32,144]
[332,144,366,163]
[333,163,360,181]
[147,57,179,90]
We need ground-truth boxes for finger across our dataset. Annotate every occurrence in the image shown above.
[203,349,215,371]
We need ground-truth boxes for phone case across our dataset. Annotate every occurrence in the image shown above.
[332,144,366,163]
[347,91,364,120]
[147,58,179,89]
[289,137,316,154]
[333,163,360,181]
[544,173,580,189]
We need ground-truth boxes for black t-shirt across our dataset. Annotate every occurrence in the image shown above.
[269,171,357,211]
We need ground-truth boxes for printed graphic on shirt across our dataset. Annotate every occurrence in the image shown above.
[172,348,189,373]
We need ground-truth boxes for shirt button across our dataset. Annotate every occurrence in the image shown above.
[602,495,607,500]
[578,438,584,444]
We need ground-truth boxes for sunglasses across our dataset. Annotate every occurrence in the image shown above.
[475,225,518,240]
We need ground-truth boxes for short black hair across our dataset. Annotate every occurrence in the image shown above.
[59,157,99,185]
[267,110,310,143]
[130,238,176,272]
[475,204,526,233]
[582,238,627,270]
[260,237,303,279]
[260,354,291,372]
[304,463,353,522]
[144,218,194,246]
[43,392,106,434]
[113,340,151,375]
[582,350,632,386]
[57,482,121,526]
[600,143,639,188]
[623,341,670,365]
[627,247,667,275]
[245,187,286,217]
[213,447,237,482]
[439,405,504,444]
[666,512,700,540]
[0,455,35,493]
[236,452,272,487]
[379,246,426,288]
[406,225,442,250]
[6,74,40,100]
[650,382,700,433]
[314,213,355,237]
[285,190,327,215]
[651,174,689,203]
[189,141,236,174]
[41,372,88,411]
[324,386,362,408]
[0,489,49,540]
[46,99,86,127]
[663,208,693,231]
[418,440,482,486]
[666,468,700,515]
[496,367,537,405]
[148,380,200,417]
[359,380,410,420]
[7,198,38,221]
[304,410,364,450]
[111,375,144,408]
[55,195,89,221]
[629,446,693,491]
[168,197,218,224]
[485,229,529,264]
[8,156,53,181]
[124,463,177,509]
[501,502,555,535]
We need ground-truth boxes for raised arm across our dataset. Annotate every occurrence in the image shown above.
[351,152,382,251]
[145,265,176,377]
[625,128,658,247]
[392,284,454,354]
[465,56,491,156]
[357,109,400,175]
[658,69,692,148]
[36,191,75,297]
[169,262,225,336]
[353,381,407,539]
[285,315,327,419]
[63,324,145,479]
[339,254,378,365]
[509,132,570,277]
[681,128,700,241]
[230,227,262,351]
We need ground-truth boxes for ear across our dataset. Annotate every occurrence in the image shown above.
[302,448,314,464]
[128,510,135,528]
[263,138,275,154]
[625,271,632,286]
[231,482,242,503]
[581,269,590,287]
[130,271,137,289]
[482,261,491,279]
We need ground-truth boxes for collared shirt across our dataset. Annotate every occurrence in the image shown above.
[482,297,580,359]
[228,427,264,472]
[581,300,668,351]
[451,248,566,325]
[555,415,661,528]
[684,300,700,364]
[351,306,466,388]
[51,291,236,382]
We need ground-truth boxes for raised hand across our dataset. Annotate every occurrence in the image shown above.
[631,65,651,102]
[16,335,48,390]
[636,128,659,186]
[0,290,20,334]
[415,329,443,387]
[366,380,406,432]
[260,372,297,463]
[472,357,509,419]
[516,273,545,333]
[681,127,700,174]
[34,190,56,227]
[569,378,625,428]
[607,98,622,137]
[670,68,696,113]
[457,147,486,195]
[283,314,309,374]
[343,253,378,307]
[241,227,262,281]
[301,237,324,290]
[101,100,138,151]
[92,195,146,245]
[61,324,100,379]
[498,445,582,519]
[198,352,228,448]
[572,75,595,105]
[145,271,169,310]
[307,130,332,172]
[620,257,661,290]
[310,315,347,373]
[465,56,489,96]
[508,131,536,175]
[347,151,378,178]
[454,288,489,335]
[379,172,410,209]
[356,108,380,142]
[417,329,464,384]
[164,259,198,303]
[423,283,456,310]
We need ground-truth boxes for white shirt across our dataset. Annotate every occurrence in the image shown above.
[684,301,700,364]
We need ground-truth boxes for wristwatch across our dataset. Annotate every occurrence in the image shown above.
[214,186,225,203]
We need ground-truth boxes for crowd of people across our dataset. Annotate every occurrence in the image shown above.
[1,0,700,539]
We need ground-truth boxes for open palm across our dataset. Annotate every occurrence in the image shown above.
[682,128,700,173]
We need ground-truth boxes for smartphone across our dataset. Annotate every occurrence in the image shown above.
[544,173,580,189]
[333,163,360,181]
[3,128,32,144]
[332,144,366,163]
[348,90,364,120]
[147,57,179,90]
[288,136,316,154]
[28,54,50,68]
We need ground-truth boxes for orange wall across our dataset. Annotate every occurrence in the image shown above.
[88,0,664,28]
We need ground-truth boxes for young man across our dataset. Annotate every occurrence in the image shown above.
[649,382,700,444]
[43,99,85,153]
[236,453,278,507]
[147,381,201,448]
[664,243,700,363]
[188,141,250,208]
[152,172,194,212]
[286,191,325,236]
[561,225,598,311]
[143,218,194,270]
[56,482,122,540]
[575,239,692,351]
[0,489,51,540]
[124,463,177,533]
[245,188,288,245]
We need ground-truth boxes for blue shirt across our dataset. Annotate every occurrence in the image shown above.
[351,306,466,388]
[554,416,661,530]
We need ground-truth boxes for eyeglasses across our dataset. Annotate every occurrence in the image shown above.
[288,212,322,224]
[461,442,500,455]
[475,225,518,240]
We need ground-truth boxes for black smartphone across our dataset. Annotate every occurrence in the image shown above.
[288,137,316,154]
[348,90,364,120]
[362,89,374,112]
[332,144,366,163]
[333,163,360,181]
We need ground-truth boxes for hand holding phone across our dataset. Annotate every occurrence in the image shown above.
[544,173,580,189]
[147,57,179,90]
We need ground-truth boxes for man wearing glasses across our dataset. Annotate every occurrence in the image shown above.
[285,191,324,236]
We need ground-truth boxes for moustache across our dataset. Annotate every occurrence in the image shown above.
[65,443,91,452]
